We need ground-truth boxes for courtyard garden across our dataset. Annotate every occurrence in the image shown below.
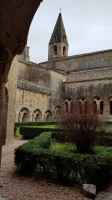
[14,102,112,194]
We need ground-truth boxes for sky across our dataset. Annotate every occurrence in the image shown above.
[27,0,112,63]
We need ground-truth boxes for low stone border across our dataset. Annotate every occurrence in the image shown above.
[95,192,112,200]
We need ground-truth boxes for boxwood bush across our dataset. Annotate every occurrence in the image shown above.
[20,126,57,139]
[15,121,56,127]
[15,132,112,186]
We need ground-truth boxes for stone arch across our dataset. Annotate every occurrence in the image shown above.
[45,110,52,122]
[64,98,73,113]
[77,97,87,114]
[92,96,103,114]
[18,107,30,122]
[32,109,42,122]
[0,0,43,166]
[54,45,57,55]
[63,46,66,56]
[64,101,69,113]
[77,97,86,103]
[54,106,61,120]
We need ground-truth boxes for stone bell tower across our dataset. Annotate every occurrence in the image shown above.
[48,13,69,60]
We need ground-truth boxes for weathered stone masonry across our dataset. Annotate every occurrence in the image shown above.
[6,12,112,146]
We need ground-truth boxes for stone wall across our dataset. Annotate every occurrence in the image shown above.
[17,60,51,88]
[66,67,112,83]
[40,49,112,73]
[64,79,112,121]
[15,88,50,122]
[15,69,66,122]
[49,70,65,110]
[5,57,18,145]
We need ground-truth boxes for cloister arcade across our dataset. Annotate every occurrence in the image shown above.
[16,96,112,123]
[63,97,112,117]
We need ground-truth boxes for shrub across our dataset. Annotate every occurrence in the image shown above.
[15,121,56,127]
[20,126,57,139]
[56,102,104,153]
[15,132,52,172]
[15,132,112,186]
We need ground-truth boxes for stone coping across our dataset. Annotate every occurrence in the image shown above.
[17,79,51,95]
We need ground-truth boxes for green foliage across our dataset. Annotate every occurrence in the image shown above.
[20,126,56,139]
[15,121,56,127]
[14,126,17,135]
[15,132,52,172]
[50,141,76,153]
[15,132,112,186]
[14,127,22,138]
[94,123,112,146]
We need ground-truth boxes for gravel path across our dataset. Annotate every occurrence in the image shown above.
[0,139,90,200]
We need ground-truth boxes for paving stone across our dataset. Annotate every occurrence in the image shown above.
[95,192,112,200]
[82,184,96,197]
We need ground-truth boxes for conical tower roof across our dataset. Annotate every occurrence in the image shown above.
[49,13,68,45]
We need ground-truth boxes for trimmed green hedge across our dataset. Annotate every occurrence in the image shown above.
[20,126,57,139]
[14,126,18,135]
[15,121,56,127]
[15,132,112,186]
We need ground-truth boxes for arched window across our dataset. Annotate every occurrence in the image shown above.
[77,97,87,114]
[54,45,57,55]
[63,46,66,56]
[93,101,97,113]
[92,97,103,114]
[33,109,42,122]
[100,101,103,114]
[109,98,112,115]
[64,102,69,113]
[22,113,27,122]
[54,106,61,120]
[18,107,30,122]
[45,110,52,121]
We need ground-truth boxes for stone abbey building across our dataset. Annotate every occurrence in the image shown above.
[5,13,112,144]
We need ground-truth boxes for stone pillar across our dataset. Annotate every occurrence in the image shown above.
[19,113,23,122]
[30,111,33,122]
[0,82,5,167]
[32,113,36,122]
[104,101,110,115]
[103,101,110,121]
[2,87,8,145]
[97,101,100,113]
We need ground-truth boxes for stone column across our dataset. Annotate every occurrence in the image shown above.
[103,100,110,121]
[2,87,8,145]
[0,82,5,167]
